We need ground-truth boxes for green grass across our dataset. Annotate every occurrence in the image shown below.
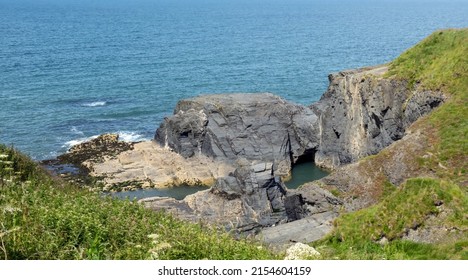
[313,178,467,259]
[0,144,279,260]
[332,178,467,242]
[387,28,468,176]
[313,238,468,260]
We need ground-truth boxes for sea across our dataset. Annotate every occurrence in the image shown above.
[1,0,468,161]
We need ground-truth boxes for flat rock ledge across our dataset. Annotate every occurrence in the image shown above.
[88,140,233,191]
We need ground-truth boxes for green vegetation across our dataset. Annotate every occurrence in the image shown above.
[313,238,467,260]
[0,144,278,260]
[312,178,467,259]
[313,176,468,259]
[315,29,468,259]
[387,28,468,177]
[334,178,466,242]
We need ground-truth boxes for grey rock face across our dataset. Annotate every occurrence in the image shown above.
[183,160,290,232]
[311,66,445,169]
[154,93,319,175]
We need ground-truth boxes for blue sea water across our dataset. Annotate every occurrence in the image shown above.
[1,0,468,160]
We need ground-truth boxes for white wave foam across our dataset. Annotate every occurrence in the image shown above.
[70,126,84,135]
[62,131,147,150]
[117,131,148,142]
[63,135,99,149]
[82,101,107,107]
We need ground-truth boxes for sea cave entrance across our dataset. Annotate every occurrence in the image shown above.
[284,149,329,189]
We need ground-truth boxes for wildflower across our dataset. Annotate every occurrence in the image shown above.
[147,233,159,240]
[148,242,172,260]
[2,205,22,214]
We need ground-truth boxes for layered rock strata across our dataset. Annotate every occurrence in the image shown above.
[88,141,233,190]
[154,93,320,177]
[312,65,445,169]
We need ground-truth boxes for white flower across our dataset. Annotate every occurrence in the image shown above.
[147,233,159,240]
[284,243,321,260]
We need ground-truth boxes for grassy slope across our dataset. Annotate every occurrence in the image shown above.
[313,29,468,259]
[387,28,468,176]
[0,145,279,260]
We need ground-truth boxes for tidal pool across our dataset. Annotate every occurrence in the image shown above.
[284,161,329,189]
[111,161,328,200]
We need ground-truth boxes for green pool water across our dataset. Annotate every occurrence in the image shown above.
[111,161,328,200]
[284,161,329,189]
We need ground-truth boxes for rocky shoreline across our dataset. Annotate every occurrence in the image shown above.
[48,64,445,245]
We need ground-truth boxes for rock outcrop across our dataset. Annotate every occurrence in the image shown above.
[183,160,288,232]
[311,65,445,169]
[86,141,233,191]
[57,134,134,167]
[154,93,320,177]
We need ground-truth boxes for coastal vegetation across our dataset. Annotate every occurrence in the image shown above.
[0,144,278,260]
[1,29,466,259]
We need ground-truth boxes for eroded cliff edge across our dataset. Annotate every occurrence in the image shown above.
[312,65,444,169]
[57,64,446,244]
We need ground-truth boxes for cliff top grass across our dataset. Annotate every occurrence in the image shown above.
[387,28,468,174]
[386,28,468,93]
[0,144,279,260]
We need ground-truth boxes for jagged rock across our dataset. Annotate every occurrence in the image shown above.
[154,93,320,177]
[183,161,289,231]
[284,194,306,222]
[295,184,343,215]
[57,133,134,167]
[311,65,445,169]
[51,64,448,243]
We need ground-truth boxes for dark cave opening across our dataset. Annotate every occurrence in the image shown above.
[284,149,329,189]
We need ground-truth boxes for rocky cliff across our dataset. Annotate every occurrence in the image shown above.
[154,93,320,177]
[145,65,446,241]
[153,66,445,173]
[312,65,445,169]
